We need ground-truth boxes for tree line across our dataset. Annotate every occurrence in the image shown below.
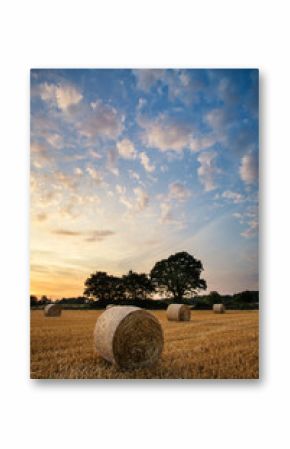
[30,251,259,309]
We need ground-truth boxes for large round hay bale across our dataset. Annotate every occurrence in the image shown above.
[44,304,62,317]
[93,306,164,369]
[213,303,225,313]
[167,304,191,321]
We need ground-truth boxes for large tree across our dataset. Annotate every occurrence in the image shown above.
[150,251,207,302]
[122,270,154,300]
[84,271,125,303]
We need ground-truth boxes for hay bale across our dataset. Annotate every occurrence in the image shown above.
[213,303,225,313]
[44,304,62,317]
[93,306,163,369]
[167,304,191,321]
[106,304,115,309]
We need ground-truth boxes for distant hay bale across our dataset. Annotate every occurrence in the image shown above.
[44,304,62,317]
[167,304,191,321]
[213,303,225,313]
[106,304,115,309]
[93,306,164,369]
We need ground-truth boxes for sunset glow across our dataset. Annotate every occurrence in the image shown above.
[30,69,258,299]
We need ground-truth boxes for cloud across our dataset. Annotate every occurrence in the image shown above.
[205,108,227,130]
[222,190,245,204]
[56,84,83,111]
[85,230,115,242]
[240,153,258,184]
[31,142,51,168]
[78,100,124,140]
[138,114,193,152]
[129,170,140,181]
[86,167,103,184]
[115,185,149,212]
[117,138,136,159]
[107,148,119,176]
[133,187,149,211]
[165,70,204,104]
[36,212,47,222]
[139,151,155,172]
[241,220,258,238]
[39,82,83,111]
[189,134,217,152]
[45,133,64,149]
[133,69,165,91]
[197,151,220,191]
[52,229,115,241]
[52,229,81,236]
[160,202,173,223]
[168,182,191,201]
[74,167,83,176]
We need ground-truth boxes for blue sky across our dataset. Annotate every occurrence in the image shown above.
[30,69,258,298]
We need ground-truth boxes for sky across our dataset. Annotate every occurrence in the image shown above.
[30,69,259,299]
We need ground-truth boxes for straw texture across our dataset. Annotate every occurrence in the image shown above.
[167,304,191,321]
[93,306,164,369]
[213,303,225,313]
[44,304,62,317]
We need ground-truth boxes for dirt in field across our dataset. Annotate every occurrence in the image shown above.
[30,310,259,379]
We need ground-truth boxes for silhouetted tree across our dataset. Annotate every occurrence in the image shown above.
[30,295,38,307]
[122,270,154,300]
[150,251,207,302]
[207,291,221,305]
[40,295,49,305]
[84,271,125,303]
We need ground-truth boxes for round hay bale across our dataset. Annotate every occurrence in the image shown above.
[167,304,191,321]
[93,306,164,369]
[213,303,225,313]
[44,304,62,317]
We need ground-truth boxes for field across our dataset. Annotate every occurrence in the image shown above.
[30,309,259,379]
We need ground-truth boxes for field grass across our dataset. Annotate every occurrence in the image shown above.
[30,309,259,379]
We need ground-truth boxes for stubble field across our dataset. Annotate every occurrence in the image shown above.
[30,309,259,379]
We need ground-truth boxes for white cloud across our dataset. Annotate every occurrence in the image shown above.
[240,153,258,184]
[160,202,173,223]
[79,100,125,140]
[86,167,102,184]
[205,108,227,129]
[133,69,165,91]
[137,97,147,111]
[74,167,83,176]
[197,151,220,191]
[241,220,258,238]
[39,82,83,111]
[55,84,83,111]
[168,182,191,201]
[133,187,149,211]
[107,148,119,176]
[189,134,217,152]
[46,133,64,149]
[115,184,149,212]
[117,138,136,159]
[222,190,245,204]
[129,170,140,181]
[138,114,193,152]
[139,152,155,172]
[31,142,50,168]
[89,150,102,160]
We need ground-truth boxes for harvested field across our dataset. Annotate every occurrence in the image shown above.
[30,310,259,379]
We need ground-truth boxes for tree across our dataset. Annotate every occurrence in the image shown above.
[84,271,125,303]
[150,251,207,302]
[30,295,38,307]
[122,270,154,300]
[207,291,221,305]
